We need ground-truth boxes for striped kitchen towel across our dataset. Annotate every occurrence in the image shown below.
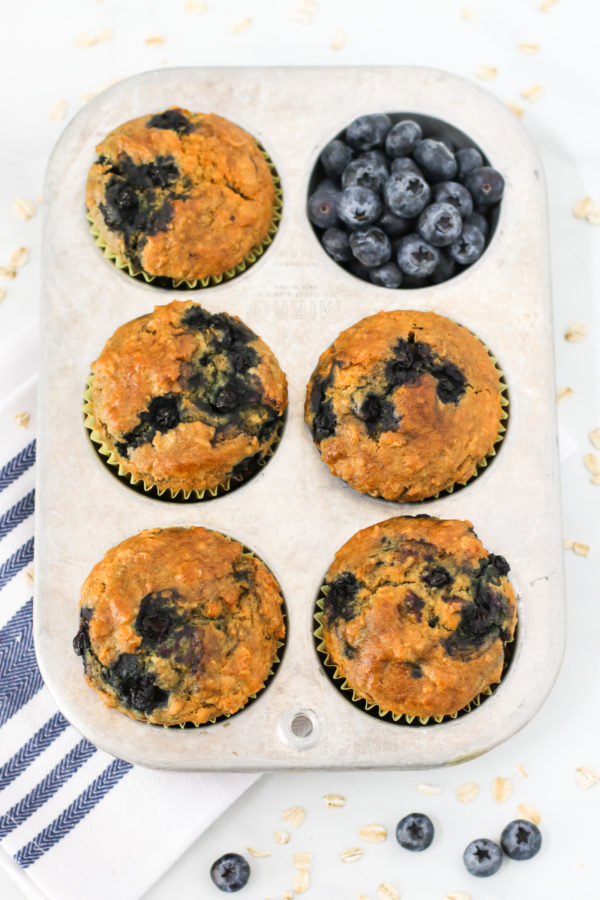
[0,327,258,900]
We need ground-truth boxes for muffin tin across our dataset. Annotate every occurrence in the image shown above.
[35,66,564,771]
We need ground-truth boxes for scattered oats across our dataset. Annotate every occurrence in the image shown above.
[0,266,16,280]
[456,782,479,803]
[377,884,401,900]
[36,194,43,204]
[359,823,387,844]
[417,783,443,795]
[24,567,34,586]
[576,861,584,868]
[519,41,540,54]
[461,7,475,19]
[506,101,524,117]
[96,27,112,43]
[330,27,345,50]
[14,412,30,428]
[563,539,590,557]
[282,893,293,900]
[292,868,309,894]
[557,386,573,403]
[10,247,28,268]
[247,846,270,858]
[521,84,544,102]
[589,429,600,450]
[274,829,290,844]
[290,0,319,24]
[444,893,472,900]
[73,33,96,48]
[323,793,345,808]
[0,289,5,303]
[282,806,305,827]
[517,802,541,825]
[49,99,67,121]
[575,765,600,790]
[540,0,559,9]
[573,196,600,224]
[584,454,600,479]
[14,198,35,220]
[230,17,252,34]
[185,0,208,11]
[356,896,372,900]
[515,763,529,778]
[474,65,497,81]
[145,35,165,46]
[340,847,363,863]
[564,322,588,342]
[492,776,512,803]
[293,851,312,871]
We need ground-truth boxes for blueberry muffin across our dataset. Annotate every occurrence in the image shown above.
[86,107,279,284]
[86,300,287,498]
[73,526,286,725]
[305,310,505,501]
[319,516,517,719]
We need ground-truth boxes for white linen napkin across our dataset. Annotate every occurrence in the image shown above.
[0,327,258,900]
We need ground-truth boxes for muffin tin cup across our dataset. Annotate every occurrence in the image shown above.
[36,65,564,771]
[86,145,283,290]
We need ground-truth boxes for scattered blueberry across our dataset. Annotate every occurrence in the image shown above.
[465,166,505,206]
[418,202,463,247]
[346,113,392,150]
[413,138,458,182]
[448,223,485,265]
[320,139,353,177]
[396,234,439,277]
[321,227,352,262]
[385,119,423,158]
[337,186,382,228]
[307,180,340,228]
[384,171,431,217]
[432,181,474,218]
[210,853,251,892]
[369,261,403,288]
[465,212,489,238]
[350,226,391,267]
[456,146,484,181]
[391,157,423,176]
[377,209,413,238]
[463,839,503,877]
[500,820,542,861]
[396,813,435,851]
[342,151,389,191]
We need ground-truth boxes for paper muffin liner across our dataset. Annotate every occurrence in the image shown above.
[87,142,283,289]
[313,591,516,727]
[83,374,285,502]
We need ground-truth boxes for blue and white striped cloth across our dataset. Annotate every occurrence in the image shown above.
[0,328,257,900]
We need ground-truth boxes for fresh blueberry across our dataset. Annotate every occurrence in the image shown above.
[320,139,353,178]
[210,853,250,892]
[463,839,503,877]
[402,273,429,288]
[346,113,392,150]
[307,181,340,228]
[396,813,434,851]
[448,223,485,265]
[500,820,542,861]
[321,227,352,262]
[413,138,458,183]
[384,172,431,217]
[337,186,382,228]
[369,261,403,288]
[417,202,463,247]
[456,147,484,181]
[385,119,423,158]
[349,259,373,281]
[342,151,389,192]
[391,157,423,177]
[432,181,474,218]
[465,166,505,206]
[429,251,457,284]
[396,233,439,277]
[350,227,391,267]
[436,136,455,152]
[465,212,489,237]
[377,208,413,238]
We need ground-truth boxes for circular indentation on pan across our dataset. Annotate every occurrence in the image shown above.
[278,707,320,749]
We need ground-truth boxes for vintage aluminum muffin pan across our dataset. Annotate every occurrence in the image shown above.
[35,66,564,771]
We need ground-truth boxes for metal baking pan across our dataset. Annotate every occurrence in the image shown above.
[35,66,564,770]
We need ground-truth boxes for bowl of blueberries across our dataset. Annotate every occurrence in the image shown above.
[307,111,505,289]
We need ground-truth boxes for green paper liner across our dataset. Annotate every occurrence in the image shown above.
[83,374,285,503]
[313,590,516,727]
[87,142,283,289]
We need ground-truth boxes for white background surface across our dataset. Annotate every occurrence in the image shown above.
[0,1,599,899]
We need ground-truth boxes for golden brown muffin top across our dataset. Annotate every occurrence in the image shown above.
[321,516,517,719]
[305,310,504,501]
[74,526,286,725]
[86,108,275,281]
[89,300,287,495]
